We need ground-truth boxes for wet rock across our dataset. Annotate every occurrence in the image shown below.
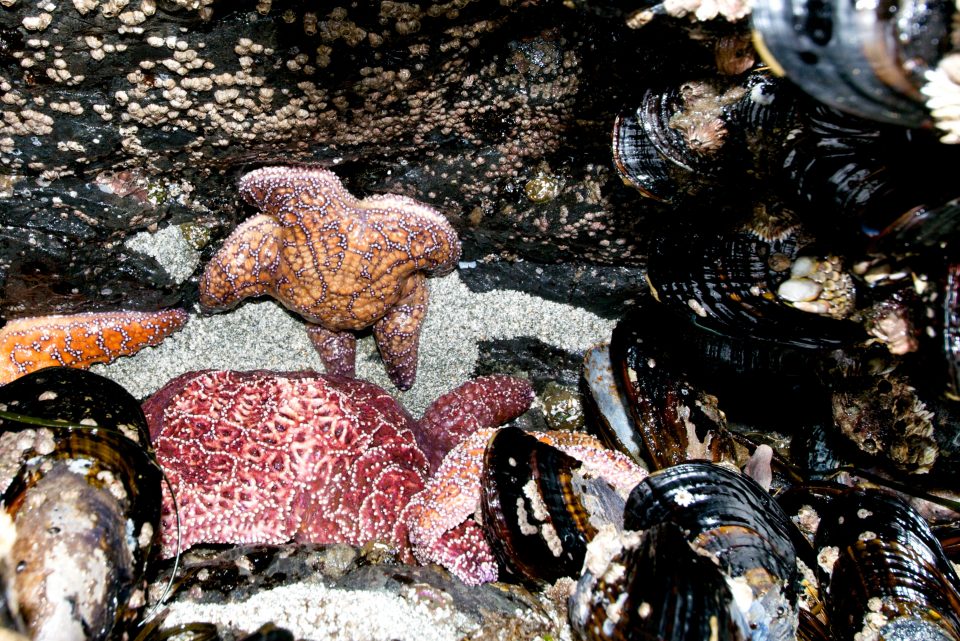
[147,544,563,641]
[475,336,584,388]
[0,1,687,317]
[458,260,645,319]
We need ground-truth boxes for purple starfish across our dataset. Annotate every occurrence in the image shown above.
[143,370,533,582]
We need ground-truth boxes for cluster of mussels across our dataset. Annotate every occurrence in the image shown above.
[559,0,960,636]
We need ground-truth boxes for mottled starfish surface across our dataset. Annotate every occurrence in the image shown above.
[199,166,462,390]
[143,370,533,581]
[0,309,188,384]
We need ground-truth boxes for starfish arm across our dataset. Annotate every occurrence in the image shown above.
[416,375,535,473]
[239,165,344,214]
[407,428,493,561]
[199,214,282,312]
[0,309,188,384]
[363,193,462,274]
[537,431,649,494]
[372,273,428,391]
[306,324,357,378]
[417,521,499,586]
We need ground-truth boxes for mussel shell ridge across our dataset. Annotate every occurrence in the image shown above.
[814,489,960,641]
[480,426,592,582]
[623,462,802,640]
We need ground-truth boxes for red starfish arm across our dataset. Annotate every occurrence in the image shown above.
[306,325,357,378]
[416,375,535,473]
[536,431,649,493]
[0,309,187,384]
[372,272,428,391]
[199,213,282,312]
[406,428,492,564]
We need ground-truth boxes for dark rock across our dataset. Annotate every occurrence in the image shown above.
[474,336,584,388]
[458,260,646,318]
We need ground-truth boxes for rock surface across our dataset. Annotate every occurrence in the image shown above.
[0,0,679,320]
[146,544,568,641]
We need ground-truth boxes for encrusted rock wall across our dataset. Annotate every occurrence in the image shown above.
[0,0,694,320]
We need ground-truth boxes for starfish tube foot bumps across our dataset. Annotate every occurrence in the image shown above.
[0,309,188,384]
[143,371,534,581]
[199,166,462,390]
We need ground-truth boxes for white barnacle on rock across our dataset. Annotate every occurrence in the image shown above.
[72,0,99,13]
[22,13,53,31]
[99,0,131,17]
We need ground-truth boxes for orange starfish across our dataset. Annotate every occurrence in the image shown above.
[0,309,188,384]
[199,166,462,390]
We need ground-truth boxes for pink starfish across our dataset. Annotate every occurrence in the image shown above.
[143,370,534,578]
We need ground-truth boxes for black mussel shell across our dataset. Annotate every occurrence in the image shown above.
[613,71,800,204]
[815,489,958,590]
[789,418,848,480]
[645,221,863,352]
[608,312,738,470]
[0,367,161,641]
[934,523,960,562]
[750,0,953,126]
[781,106,960,251]
[569,521,752,641]
[926,262,960,403]
[870,197,960,252]
[723,73,802,176]
[0,365,152,447]
[613,83,719,204]
[815,488,960,641]
[888,261,960,407]
[624,462,799,573]
[238,625,296,641]
[797,608,833,641]
[775,481,851,547]
[624,462,803,640]
[613,98,681,204]
[480,426,626,584]
[607,301,850,475]
[947,264,960,399]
